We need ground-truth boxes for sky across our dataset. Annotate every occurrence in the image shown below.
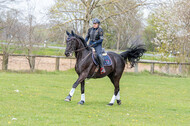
[10,0,55,23]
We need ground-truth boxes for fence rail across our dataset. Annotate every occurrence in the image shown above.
[0,54,189,74]
[136,60,190,74]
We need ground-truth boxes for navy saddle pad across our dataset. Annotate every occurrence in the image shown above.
[92,53,112,66]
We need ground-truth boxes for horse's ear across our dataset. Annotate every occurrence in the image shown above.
[66,31,70,36]
[71,30,75,36]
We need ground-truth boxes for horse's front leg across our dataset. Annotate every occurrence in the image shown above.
[77,80,85,105]
[64,73,87,102]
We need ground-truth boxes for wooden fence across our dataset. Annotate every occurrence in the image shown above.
[0,54,190,74]
[0,54,75,71]
[135,60,190,74]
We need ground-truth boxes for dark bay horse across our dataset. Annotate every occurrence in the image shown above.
[64,31,146,106]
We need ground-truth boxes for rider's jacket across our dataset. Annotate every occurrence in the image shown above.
[85,27,104,46]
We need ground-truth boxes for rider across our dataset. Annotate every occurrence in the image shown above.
[85,18,106,74]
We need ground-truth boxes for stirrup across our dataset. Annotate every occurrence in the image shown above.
[100,67,106,74]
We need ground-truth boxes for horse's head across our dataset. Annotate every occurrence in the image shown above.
[65,30,90,57]
[65,30,78,57]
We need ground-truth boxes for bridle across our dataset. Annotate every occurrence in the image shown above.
[66,37,93,53]
[66,37,93,65]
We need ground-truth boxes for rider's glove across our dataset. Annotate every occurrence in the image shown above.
[92,43,98,47]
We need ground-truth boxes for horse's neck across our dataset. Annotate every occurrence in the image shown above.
[75,46,90,63]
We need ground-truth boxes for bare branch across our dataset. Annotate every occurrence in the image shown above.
[89,0,101,14]
[80,0,87,6]
[96,0,119,7]
[101,3,147,22]
[58,10,85,14]
[58,18,85,26]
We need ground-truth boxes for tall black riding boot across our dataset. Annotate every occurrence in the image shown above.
[97,54,106,74]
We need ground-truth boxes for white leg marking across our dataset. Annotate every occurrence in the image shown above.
[69,88,75,96]
[116,91,120,100]
[81,93,85,102]
[110,95,116,104]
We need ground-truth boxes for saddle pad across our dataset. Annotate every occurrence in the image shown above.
[92,53,112,66]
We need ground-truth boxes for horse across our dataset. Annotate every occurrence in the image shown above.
[64,30,146,106]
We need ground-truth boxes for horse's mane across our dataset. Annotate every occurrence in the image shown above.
[73,33,90,51]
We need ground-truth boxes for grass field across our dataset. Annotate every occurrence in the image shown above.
[0,46,65,56]
[0,70,190,126]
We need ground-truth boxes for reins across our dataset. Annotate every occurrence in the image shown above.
[74,44,93,52]
[77,51,92,64]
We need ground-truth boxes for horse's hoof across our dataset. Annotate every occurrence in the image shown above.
[117,100,121,105]
[78,100,85,105]
[107,103,114,106]
[64,98,71,102]
[64,95,71,102]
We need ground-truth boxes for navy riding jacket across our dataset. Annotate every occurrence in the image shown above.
[85,27,104,47]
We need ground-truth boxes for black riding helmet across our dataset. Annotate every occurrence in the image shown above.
[92,18,100,24]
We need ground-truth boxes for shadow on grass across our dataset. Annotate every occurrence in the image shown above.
[0,68,189,78]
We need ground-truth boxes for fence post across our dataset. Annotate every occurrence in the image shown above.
[55,57,60,71]
[166,64,170,74]
[151,63,155,74]
[134,63,138,73]
[70,59,72,69]
[179,63,182,74]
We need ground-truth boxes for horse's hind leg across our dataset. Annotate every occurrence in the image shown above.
[108,73,121,106]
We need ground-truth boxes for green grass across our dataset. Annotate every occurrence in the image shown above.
[0,46,65,56]
[141,55,176,62]
[30,48,65,56]
[0,70,190,126]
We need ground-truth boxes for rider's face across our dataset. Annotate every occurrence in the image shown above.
[93,23,99,28]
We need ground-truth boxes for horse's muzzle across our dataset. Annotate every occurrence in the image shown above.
[65,51,73,57]
[65,52,70,57]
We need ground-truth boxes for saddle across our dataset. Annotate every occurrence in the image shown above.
[87,48,112,78]
[91,48,112,66]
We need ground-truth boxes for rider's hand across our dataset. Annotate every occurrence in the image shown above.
[92,42,97,47]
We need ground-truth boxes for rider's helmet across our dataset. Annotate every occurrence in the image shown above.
[92,18,100,24]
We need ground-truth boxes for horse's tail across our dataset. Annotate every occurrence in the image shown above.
[120,44,146,68]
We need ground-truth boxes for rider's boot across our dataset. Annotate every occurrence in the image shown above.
[97,54,106,74]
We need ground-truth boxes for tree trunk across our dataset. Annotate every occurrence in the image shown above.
[83,2,90,37]
[83,16,90,37]
[83,20,87,37]
[2,52,9,70]
[117,31,120,51]
[28,56,35,72]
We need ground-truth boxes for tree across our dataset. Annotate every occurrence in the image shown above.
[143,14,157,52]
[152,0,190,62]
[0,10,22,70]
[17,0,45,71]
[49,0,147,49]
[91,0,143,50]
